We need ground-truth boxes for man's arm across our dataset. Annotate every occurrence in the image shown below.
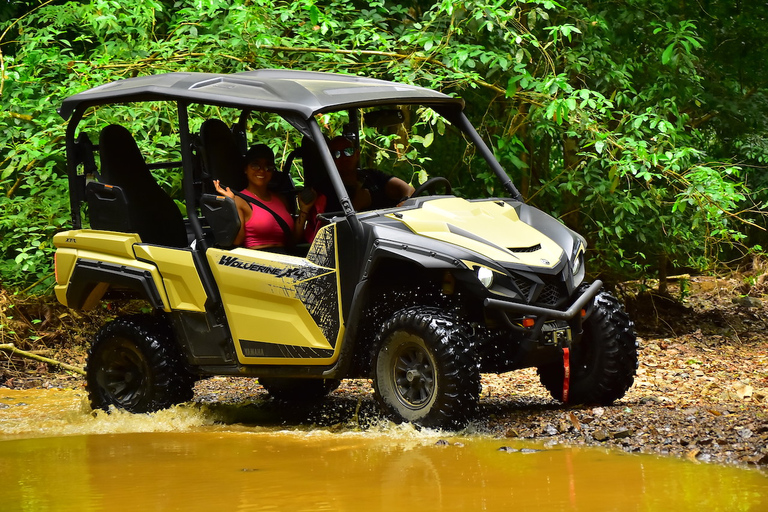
[385,176,415,202]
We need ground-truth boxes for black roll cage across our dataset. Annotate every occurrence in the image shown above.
[61,70,524,245]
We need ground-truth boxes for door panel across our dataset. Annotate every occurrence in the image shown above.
[206,225,343,365]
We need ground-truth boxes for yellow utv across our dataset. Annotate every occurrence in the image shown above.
[53,70,637,428]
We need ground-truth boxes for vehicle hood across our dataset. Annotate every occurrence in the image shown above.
[387,197,566,269]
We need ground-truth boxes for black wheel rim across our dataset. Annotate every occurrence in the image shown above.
[95,338,151,409]
[392,340,435,409]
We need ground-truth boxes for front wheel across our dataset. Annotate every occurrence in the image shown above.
[372,307,479,429]
[86,315,195,413]
[538,290,638,404]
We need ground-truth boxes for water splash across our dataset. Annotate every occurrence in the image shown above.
[0,387,472,447]
[0,388,215,439]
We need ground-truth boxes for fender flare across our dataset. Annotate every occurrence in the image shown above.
[66,258,166,310]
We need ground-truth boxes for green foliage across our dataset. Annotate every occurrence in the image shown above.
[0,0,766,290]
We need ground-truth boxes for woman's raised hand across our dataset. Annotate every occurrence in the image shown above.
[213,180,234,199]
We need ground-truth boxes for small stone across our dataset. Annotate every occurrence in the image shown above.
[435,439,450,446]
[498,446,518,453]
[612,429,633,439]
[732,296,762,308]
[734,382,753,400]
[22,379,42,389]
[593,430,610,442]
[543,425,559,436]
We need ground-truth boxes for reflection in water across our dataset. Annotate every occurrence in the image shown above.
[1,389,766,512]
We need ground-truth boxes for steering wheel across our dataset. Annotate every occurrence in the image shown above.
[411,176,452,197]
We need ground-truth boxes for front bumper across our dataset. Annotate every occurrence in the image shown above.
[484,280,602,322]
[483,280,603,345]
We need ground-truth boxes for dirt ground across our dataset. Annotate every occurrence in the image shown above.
[1,273,767,469]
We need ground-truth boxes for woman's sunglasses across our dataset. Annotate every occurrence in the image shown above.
[247,162,276,172]
[333,147,356,159]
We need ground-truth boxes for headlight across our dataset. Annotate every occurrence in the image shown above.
[572,253,583,275]
[571,242,585,275]
[476,266,494,288]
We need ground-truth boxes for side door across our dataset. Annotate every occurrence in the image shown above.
[205,225,344,365]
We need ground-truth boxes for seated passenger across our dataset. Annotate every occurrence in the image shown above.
[328,136,415,211]
[303,136,415,242]
[214,144,314,250]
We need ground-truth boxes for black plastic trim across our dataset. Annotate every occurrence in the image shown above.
[67,259,164,310]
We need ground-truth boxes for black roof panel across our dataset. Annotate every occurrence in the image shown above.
[59,69,464,120]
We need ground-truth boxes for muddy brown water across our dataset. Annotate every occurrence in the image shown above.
[1,389,766,512]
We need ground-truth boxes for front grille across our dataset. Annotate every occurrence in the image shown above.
[511,275,533,300]
[504,273,566,306]
[536,283,562,306]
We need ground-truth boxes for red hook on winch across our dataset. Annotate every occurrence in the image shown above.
[562,347,571,403]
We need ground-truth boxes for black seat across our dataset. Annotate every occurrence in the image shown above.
[199,193,241,248]
[90,124,187,247]
[199,119,246,192]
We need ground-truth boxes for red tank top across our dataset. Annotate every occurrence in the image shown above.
[240,190,293,248]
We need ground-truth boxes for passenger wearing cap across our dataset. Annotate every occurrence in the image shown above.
[327,136,415,211]
[214,144,315,250]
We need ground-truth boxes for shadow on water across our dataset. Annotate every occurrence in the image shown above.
[1,388,767,512]
[202,394,381,430]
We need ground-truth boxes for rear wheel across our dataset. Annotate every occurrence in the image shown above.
[86,315,194,413]
[372,307,479,429]
[258,377,341,401]
[538,291,638,404]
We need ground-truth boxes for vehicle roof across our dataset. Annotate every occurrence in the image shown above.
[58,69,464,120]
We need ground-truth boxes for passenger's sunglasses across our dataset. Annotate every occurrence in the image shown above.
[333,147,356,159]
[248,162,276,172]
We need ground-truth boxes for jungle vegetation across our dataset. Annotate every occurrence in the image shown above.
[1,0,767,293]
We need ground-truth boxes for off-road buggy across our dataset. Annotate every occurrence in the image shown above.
[53,70,637,428]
